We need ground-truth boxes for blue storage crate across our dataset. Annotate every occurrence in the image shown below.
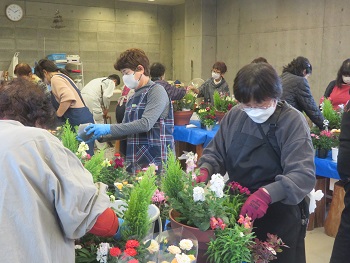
[55,63,66,69]
[47,53,66,61]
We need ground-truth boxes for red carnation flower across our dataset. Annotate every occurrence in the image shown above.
[124,248,137,257]
[128,260,139,263]
[125,239,140,248]
[110,247,122,257]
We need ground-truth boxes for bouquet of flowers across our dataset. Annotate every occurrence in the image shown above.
[196,102,216,127]
[213,91,238,113]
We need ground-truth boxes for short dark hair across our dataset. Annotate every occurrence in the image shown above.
[212,61,227,74]
[0,78,57,129]
[282,56,312,76]
[251,57,268,64]
[14,63,32,76]
[114,48,150,76]
[233,63,282,104]
[150,62,166,80]
[108,74,120,85]
[336,58,350,88]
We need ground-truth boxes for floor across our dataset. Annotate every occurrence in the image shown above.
[306,227,335,263]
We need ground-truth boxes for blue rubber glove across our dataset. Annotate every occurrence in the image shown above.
[85,124,111,138]
[113,218,125,240]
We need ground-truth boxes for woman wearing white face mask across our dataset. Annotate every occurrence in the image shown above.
[322,58,350,110]
[191,61,229,105]
[197,63,315,263]
[80,48,174,174]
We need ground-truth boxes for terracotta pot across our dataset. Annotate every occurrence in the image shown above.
[169,209,215,263]
[215,110,226,123]
[317,148,329,159]
[174,110,193,126]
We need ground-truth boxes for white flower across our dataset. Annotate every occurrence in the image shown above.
[175,253,191,263]
[209,173,225,198]
[179,239,193,251]
[96,243,110,263]
[239,232,244,237]
[146,239,159,253]
[167,245,182,254]
[77,142,89,154]
[193,186,205,202]
[75,245,82,249]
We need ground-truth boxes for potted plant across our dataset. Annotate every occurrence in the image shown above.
[311,129,339,158]
[196,102,216,130]
[213,91,238,122]
[173,92,197,125]
[161,150,287,263]
[321,98,343,130]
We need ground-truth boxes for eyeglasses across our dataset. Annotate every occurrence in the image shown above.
[239,99,276,111]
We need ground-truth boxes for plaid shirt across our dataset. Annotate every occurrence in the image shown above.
[124,83,174,174]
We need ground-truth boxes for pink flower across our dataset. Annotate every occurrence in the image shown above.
[237,215,252,229]
[210,217,219,230]
[152,189,166,203]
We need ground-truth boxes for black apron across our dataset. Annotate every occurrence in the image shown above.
[225,104,308,263]
[51,73,95,156]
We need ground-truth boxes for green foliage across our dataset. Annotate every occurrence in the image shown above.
[196,102,217,127]
[84,150,105,182]
[322,98,342,129]
[173,92,196,111]
[59,120,79,153]
[122,168,157,241]
[213,91,237,113]
[206,226,255,263]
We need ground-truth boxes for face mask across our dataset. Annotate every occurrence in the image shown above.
[342,76,350,84]
[244,103,276,124]
[212,72,220,79]
[123,73,140,89]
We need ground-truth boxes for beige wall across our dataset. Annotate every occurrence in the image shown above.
[0,0,173,84]
[2,0,350,103]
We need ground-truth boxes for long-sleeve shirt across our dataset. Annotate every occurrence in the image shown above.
[198,102,316,205]
[154,79,186,100]
[110,81,170,138]
[0,120,110,263]
[280,72,324,129]
[198,77,229,105]
[338,103,350,181]
[81,77,116,110]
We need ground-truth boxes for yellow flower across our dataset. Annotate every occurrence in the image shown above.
[115,182,123,190]
[122,181,128,185]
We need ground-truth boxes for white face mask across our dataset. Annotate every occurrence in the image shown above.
[342,76,350,84]
[243,103,277,123]
[212,72,220,79]
[123,73,140,89]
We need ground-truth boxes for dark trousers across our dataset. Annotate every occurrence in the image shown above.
[330,182,350,262]
[253,200,308,263]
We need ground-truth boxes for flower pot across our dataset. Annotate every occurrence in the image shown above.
[169,209,215,263]
[317,148,329,159]
[331,147,339,162]
[215,110,226,123]
[206,125,214,131]
[174,110,193,126]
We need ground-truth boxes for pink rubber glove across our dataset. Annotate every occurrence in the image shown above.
[195,168,209,183]
[240,188,271,220]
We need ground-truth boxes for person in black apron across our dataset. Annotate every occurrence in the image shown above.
[198,62,316,263]
[34,59,95,156]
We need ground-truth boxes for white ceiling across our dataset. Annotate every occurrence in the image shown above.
[118,0,185,6]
